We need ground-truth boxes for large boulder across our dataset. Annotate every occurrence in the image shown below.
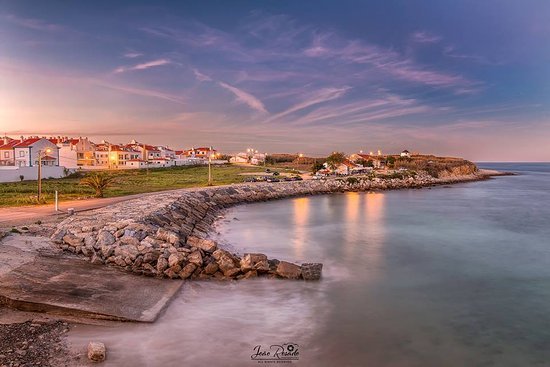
[213,249,240,276]
[187,251,203,267]
[301,263,323,281]
[276,261,302,279]
[87,341,106,362]
[179,263,197,279]
[240,253,269,272]
[156,228,180,244]
[186,236,217,253]
[204,262,219,275]
[97,231,115,247]
[63,234,83,247]
[168,253,184,268]
[156,257,168,273]
[51,229,67,244]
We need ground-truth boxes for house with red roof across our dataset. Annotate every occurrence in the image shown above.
[0,137,21,166]
[13,137,59,167]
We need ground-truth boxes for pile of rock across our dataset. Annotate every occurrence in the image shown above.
[52,223,322,281]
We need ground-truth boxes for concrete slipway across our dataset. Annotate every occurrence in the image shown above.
[0,235,182,322]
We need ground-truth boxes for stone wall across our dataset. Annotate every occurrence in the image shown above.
[51,171,489,281]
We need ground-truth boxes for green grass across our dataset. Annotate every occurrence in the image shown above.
[0,164,266,208]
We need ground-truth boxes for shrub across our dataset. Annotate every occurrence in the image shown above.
[19,175,24,182]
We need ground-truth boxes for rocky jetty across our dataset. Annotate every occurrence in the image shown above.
[51,171,490,281]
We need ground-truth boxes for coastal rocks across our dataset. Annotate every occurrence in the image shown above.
[187,251,203,266]
[87,341,106,362]
[62,234,82,247]
[179,263,197,279]
[301,263,323,281]
[213,249,241,276]
[276,261,302,279]
[240,253,269,273]
[96,231,115,247]
[187,236,217,253]
[156,257,168,273]
[156,228,180,245]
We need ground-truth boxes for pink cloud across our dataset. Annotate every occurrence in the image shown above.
[218,82,267,113]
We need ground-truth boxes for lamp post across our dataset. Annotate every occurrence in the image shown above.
[37,147,52,202]
[207,146,213,186]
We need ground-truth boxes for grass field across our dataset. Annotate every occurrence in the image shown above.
[0,164,267,208]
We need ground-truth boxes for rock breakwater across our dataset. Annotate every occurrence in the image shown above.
[51,171,492,281]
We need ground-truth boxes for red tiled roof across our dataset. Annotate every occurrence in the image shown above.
[14,138,41,148]
[0,140,21,150]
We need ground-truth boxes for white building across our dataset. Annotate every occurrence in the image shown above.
[13,138,59,167]
[400,150,411,158]
[230,152,249,163]
[250,153,266,165]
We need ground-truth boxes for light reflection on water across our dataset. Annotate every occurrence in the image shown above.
[70,164,550,366]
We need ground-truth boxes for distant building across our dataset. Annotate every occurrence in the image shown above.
[181,147,217,159]
[230,152,249,163]
[400,150,411,158]
[250,153,266,165]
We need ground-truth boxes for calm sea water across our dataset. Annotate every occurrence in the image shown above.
[70,163,550,366]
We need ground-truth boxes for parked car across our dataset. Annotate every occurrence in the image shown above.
[265,168,271,173]
[266,177,280,182]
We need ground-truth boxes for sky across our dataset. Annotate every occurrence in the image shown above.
[0,0,549,161]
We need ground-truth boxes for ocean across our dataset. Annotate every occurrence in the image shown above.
[70,163,550,366]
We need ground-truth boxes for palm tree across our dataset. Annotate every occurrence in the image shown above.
[80,173,117,198]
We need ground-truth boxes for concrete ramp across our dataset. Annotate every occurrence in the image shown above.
[0,236,182,322]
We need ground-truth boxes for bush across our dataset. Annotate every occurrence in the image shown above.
[80,173,117,198]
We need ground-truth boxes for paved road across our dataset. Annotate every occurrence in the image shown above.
[0,189,188,225]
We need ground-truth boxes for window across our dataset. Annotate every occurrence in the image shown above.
[3,152,8,158]
[19,151,25,157]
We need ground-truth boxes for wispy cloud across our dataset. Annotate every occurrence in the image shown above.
[123,52,143,58]
[193,68,212,82]
[91,80,185,105]
[218,81,267,113]
[411,31,442,44]
[3,14,63,32]
[263,87,350,123]
[114,59,171,73]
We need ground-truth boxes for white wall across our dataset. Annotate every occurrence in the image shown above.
[0,166,68,182]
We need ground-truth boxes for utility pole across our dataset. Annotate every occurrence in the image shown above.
[37,148,52,202]
[208,146,213,186]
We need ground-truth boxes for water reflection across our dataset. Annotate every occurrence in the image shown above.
[344,192,361,259]
[363,192,386,270]
[292,197,310,259]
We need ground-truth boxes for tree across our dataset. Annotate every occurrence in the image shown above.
[311,161,324,173]
[80,173,117,198]
[386,156,396,168]
[325,152,346,169]
[356,158,367,167]
[366,160,374,168]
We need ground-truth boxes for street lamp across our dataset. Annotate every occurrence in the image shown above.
[37,147,53,202]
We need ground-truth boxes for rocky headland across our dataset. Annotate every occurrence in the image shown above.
[50,168,500,282]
